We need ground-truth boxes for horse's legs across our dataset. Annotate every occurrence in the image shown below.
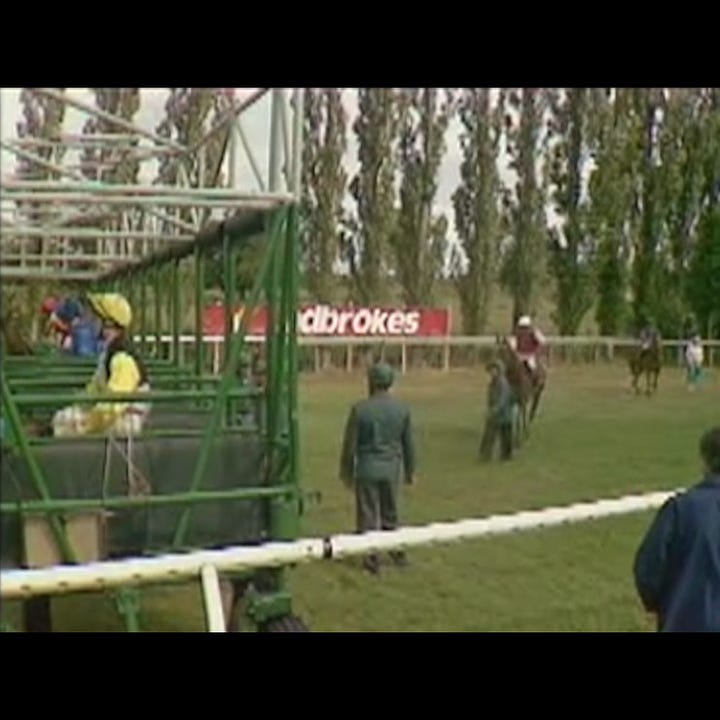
[647,369,659,395]
[513,402,525,448]
[529,384,544,423]
[630,366,639,394]
[220,578,250,632]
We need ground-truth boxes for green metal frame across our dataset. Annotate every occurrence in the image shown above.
[1,204,303,631]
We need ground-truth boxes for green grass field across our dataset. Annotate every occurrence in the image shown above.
[2,363,717,632]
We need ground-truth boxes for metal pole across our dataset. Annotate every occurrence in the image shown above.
[0,227,196,242]
[280,92,291,183]
[0,486,289,515]
[0,268,100,282]
[0,144,205,235]
[268,90,284,192]
[186,89,269,156]
[139,272,148,356]
[30,89,186,153]
[2,179,295,198]
[9,133,152,146]
[0,140,72,181]
[0,489,680,601]
[286,204,301,516]
[1,253,143,265]
[1,192,292,209]
[194,247,204,377]
[172,209,287,548]
[201,565,226,632]
[236,118,266,191]
[221,229,235,424]
[73,89,270,181]
[291,90,305,199]
[263,90,286,458]
[264,214,282,453]
[0,376,77,564]
[172,259,181,367]
[154,266,163,359]
[228,118,237,190]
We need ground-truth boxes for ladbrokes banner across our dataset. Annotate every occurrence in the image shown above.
[203,304,451,337]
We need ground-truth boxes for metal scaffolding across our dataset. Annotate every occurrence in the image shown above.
[0,89,308,632]
[0,88,304,282]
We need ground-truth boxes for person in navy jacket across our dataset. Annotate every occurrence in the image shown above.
[634,426,720,632]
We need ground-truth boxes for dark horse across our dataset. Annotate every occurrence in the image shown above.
[629,339,661,396]
[494,336,547,447]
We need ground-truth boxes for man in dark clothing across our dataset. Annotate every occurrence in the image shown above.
[480,359,515,462]
[339,362,416,575]
[633,426,720,632]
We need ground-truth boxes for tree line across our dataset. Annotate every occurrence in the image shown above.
[12,88,720,340]
[303,88,720,339]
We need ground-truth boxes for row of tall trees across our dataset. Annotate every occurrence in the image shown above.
[301,87,720,338]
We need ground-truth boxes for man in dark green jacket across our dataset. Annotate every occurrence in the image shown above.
[339,362,416,574]
[480,359,515,462]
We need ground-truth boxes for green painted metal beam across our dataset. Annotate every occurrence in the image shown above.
[12,388,261,407]
[0,375,77,563]
[1,486,291,515]
[172,207,288,548]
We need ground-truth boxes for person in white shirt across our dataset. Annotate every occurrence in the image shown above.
[684,334,704,391]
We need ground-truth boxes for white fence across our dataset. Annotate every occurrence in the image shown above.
[0,489,678,631]
[133,334,720,374]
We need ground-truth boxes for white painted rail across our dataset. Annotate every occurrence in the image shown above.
[0,488,678,632]
[131,334,720,374]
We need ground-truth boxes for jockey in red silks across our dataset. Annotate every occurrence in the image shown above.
[512,315,546,382]
[40,296,72,350]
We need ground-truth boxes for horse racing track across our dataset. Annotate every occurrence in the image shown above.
[2,364,716,631]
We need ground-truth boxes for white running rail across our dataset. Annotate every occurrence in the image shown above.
[0,488,678,630]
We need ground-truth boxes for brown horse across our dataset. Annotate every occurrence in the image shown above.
[494,336,547,446]
[629,340,661,396]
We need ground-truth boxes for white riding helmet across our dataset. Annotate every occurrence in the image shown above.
[517,315,532,327]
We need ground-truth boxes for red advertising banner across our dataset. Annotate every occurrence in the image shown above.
[203,304,451,338]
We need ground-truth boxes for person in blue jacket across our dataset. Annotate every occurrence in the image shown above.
[633,426,720,632]
[54,297,104,357]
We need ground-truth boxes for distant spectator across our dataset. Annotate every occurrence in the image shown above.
[684,333,704,391]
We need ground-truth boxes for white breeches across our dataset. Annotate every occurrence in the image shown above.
[52,383,152,438]
[518,354,537,370]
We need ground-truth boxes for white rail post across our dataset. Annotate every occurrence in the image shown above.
[200,565,226,632]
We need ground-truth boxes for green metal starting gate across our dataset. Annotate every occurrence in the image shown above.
[0,88,309,632]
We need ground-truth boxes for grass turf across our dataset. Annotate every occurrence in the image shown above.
[2,363,717,631]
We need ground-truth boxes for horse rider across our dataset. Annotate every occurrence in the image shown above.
[52,292,152,438]
[513,315,546,385]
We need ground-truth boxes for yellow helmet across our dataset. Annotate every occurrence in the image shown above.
[87,292,133,329]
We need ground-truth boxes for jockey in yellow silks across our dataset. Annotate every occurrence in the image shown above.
[52,293,152,437]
